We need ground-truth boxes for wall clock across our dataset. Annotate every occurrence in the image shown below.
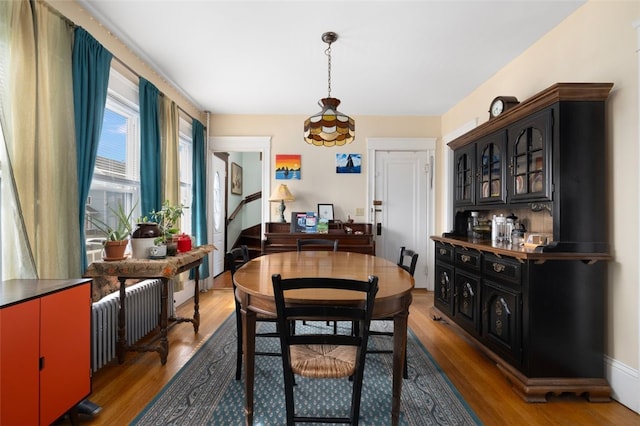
[489,96,519,119]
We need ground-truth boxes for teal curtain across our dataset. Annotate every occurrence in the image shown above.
[73,27,112,272]
[190,119,209,280]
[139,77,161,217]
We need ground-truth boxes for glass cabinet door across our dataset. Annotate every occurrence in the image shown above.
[477,131,507,205]
[508,109,552,202]
[454,144,475,207]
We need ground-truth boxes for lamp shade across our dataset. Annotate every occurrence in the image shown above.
[304,97,355,147]
[269,184,295,202]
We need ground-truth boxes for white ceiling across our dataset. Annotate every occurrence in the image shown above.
[79,0,585,116]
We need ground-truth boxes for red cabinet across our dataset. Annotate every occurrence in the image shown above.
[0,279,91,425]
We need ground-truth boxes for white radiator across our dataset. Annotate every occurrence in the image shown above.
[91,279,175,372]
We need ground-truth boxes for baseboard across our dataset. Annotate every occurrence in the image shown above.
[606,354,639,413]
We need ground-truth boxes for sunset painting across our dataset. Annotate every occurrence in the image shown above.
[275,154,301,179]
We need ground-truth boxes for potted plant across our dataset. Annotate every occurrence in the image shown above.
[88,201,136,260]
[147,200,188,256]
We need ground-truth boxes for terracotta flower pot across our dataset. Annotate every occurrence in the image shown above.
[103,240,128,261]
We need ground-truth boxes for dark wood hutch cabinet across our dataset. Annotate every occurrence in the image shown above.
[432,83,613,402]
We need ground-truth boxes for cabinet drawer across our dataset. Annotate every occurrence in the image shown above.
[454,247,481,271]
[435,242,454,263]
[484,253,521,285]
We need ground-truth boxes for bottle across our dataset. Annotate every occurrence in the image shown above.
[491,215,498,242]
[492,214,506,242]
[467,211,479,238]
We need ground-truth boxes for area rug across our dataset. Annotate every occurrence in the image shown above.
[132,315,481,425]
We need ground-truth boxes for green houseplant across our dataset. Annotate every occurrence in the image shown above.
[88,201,137,260]
[145,200,188,255]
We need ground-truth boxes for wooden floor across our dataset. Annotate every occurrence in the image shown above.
[78,272,637,425]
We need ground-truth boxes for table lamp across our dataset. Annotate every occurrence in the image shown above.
[269,184,295,222]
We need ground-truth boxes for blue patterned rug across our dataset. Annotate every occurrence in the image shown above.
[132,315,481,425]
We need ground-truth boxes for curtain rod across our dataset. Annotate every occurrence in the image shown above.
[40,0,204,127]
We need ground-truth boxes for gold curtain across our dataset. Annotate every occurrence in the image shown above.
[160,95,180,205]
[160,95,184,289]
[0,0,80,279]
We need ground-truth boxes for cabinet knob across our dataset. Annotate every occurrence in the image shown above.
[439,248,447,255]
[461,254,471,263]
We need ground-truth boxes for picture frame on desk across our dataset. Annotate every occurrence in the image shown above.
[318,203,334,221]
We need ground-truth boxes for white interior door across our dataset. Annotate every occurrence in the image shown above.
[368,138,436,290]
[211,154,226,276]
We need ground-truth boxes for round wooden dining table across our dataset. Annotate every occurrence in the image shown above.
[233,250,414,426]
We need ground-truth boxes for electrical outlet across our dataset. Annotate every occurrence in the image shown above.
[355,208,364,216]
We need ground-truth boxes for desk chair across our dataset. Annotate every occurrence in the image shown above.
[226,246,280,380]
[272,274,379,426]
[368,246,418,379]
[296,238,339,252]
[297,239,339,332]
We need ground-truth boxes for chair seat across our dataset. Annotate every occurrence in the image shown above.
[290,344,357,378]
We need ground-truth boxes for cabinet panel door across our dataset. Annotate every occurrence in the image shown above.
[453,144,476,207]
[434,261,454,316]
[477,130,507,205]
[454,270,481,335]
[507,108,553,203]
[0,300,40,426]
[40,284,91,425]
[482,280,522,366]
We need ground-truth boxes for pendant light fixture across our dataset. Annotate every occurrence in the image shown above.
[304,32,355,147]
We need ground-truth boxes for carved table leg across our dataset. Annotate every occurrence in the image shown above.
[193,267,200,333]
[158,278,169,364]
[116,277,128,363]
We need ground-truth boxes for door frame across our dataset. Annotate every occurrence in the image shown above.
[366,137,436,289]
[210,135,271,243]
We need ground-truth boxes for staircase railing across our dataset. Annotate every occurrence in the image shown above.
[227,190,262,224]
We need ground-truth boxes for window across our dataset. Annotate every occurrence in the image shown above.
[85,69,140,264]
[178,116,193,236]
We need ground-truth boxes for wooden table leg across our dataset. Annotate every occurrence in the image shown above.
[242,308,257,426]
[158,278,169,365]
[192,268,200,333]
[392,309,409,426]
[116,277,128,363]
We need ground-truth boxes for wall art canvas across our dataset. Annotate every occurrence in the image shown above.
[336,153,361,174]
[275,154,301,180]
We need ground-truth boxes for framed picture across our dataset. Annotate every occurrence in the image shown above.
[275,154,301,180]
[336,153,361,174]
[231,162,242,195]
[318,203,334,221]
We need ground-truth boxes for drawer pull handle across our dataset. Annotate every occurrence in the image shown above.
[492,263,506,273]
[461,254,471,263]
[439,248,447,255]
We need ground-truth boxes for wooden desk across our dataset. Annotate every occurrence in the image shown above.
[262,222,376,255]
[233,251,414,426]
[85,244,214,365]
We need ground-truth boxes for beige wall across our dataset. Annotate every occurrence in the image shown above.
[210,115,440,222]
[441,0,640,369]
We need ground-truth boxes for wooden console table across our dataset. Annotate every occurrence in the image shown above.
[262,222,375,255]
[84,244,214,365]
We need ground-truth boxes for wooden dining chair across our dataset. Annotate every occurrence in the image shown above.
[271,274,379,426]
[226,246,280,380]
[367,246,418,379]
[296,238,339,251]
[297,239,340,332]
